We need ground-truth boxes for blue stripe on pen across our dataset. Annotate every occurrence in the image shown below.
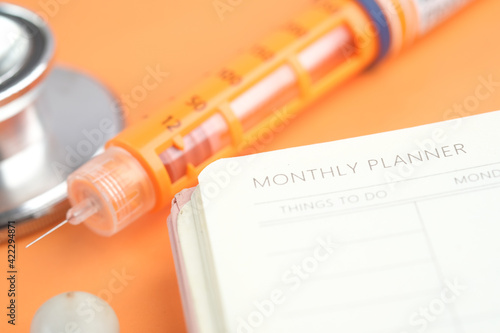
[355,0,392,65]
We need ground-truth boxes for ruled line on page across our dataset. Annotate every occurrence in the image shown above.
[266,228,424,257]
[284,288,440,317]
[259,182,500,227]
[312,258,433,281]
[415,201,465,333]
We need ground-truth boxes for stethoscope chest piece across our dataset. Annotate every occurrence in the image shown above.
[0,4,124,241]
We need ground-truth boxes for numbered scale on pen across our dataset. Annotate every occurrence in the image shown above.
[158,23,356,183]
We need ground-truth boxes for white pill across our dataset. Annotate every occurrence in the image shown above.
[31,291,120,333]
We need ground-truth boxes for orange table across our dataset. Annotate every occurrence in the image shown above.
[2,0,500,332]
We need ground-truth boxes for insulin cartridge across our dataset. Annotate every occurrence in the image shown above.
[28,0,474,243]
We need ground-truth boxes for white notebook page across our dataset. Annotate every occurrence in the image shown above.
[196,111,500,333]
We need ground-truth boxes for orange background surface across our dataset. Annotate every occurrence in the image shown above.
[2,0,500,332]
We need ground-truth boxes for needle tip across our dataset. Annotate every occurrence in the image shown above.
[25,219,69,248]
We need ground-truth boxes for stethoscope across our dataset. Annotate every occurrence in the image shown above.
[0,3,123,241]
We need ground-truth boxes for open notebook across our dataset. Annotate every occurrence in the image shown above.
[168,111,500,333]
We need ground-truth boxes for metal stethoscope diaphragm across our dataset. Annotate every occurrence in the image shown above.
[0,3,124,241]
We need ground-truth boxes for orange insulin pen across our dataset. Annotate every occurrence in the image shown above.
[28,0,474,243]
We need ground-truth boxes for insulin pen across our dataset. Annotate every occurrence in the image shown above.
[27,0,474,246]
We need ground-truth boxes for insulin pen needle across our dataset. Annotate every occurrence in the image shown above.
[25,198,98,248]
[25,219,69,248]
